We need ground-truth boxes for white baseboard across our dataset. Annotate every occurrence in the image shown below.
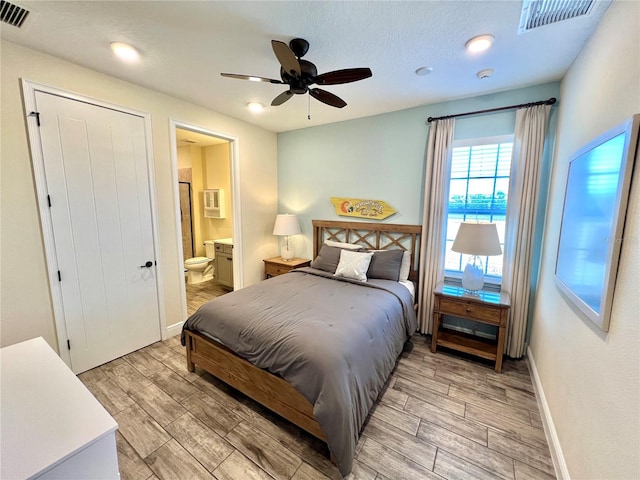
[165,321,184,340]
[527,346,570,480]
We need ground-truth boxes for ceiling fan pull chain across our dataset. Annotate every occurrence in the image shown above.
[308,93,311,120]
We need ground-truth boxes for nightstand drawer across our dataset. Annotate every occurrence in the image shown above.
[439,297,501,324]
[266,264,291,276]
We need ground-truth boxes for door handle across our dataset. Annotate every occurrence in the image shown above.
[139,261,154,268]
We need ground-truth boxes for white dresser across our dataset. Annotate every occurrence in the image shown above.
[0,337,119,479]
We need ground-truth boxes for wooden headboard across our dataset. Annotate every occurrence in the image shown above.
[312,220,422,282]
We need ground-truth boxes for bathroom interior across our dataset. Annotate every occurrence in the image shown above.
[176,128,234,316]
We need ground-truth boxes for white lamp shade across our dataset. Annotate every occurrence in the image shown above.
[451,222,502,256]
[273,214,301,236]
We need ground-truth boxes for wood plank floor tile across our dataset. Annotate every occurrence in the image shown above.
[370,403,420,435]
[145,438,214,480]
[231,399,340,480]
[148,367,198,403]
[106,361,154,395]
[123,349,168,377]
[161,351,206,382]
[488,429,555,477]
[165,412,234,473]
[465,403,548,450]
[225,420,303,480]
[115,431,154,480]
[83,378,135,416]
[77,365,109,386]
[143,341,177,361]
[129,383,186,427]
[181,390,243,437]
[213,450,274,480]
[448,384,532,425]
[362,416,437,470]
[393,376,466,416]
[404,395,487,445]
[113,404,171,458]
[514,460,557,480]
[356,438,441,480]
[378,384,409,410]
[292,462,332,480]
[347,460,377,480]
[434,448,505,480]
[417,420,515,480]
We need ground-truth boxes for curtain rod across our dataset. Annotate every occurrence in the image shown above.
[426,97,556,123]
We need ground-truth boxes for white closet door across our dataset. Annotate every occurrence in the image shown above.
[35,91,160,373]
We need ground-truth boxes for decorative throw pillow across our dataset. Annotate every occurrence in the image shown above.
[399,250,411,282]
[325,240,362,250]
[334,250,374,282]
[367,249,404,281]
[310,244,345,273]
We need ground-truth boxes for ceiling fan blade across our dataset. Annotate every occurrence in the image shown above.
[310,88,347,108]
[271,40,301,77]
[220,73,283,84]
[313,68,372,85]
[271,90,294,106]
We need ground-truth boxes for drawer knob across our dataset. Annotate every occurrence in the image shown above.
[466,307,471,312]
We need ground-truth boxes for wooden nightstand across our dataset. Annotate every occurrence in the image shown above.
[431,282,510,373]
[263,257,311,279]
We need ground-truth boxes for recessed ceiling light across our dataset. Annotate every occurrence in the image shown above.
[247,102,264,113]
[110,42,140,62]
[465,34,495,53]
[415,66,433,76]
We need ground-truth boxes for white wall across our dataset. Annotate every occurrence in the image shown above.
[529,1,640,478]
[0,40,278,351]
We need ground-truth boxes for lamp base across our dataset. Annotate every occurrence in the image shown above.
[461,255,484,293]
[280,235,294,261]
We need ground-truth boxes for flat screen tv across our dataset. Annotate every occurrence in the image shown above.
[555,114,639,331]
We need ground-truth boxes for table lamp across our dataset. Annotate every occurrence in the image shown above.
[451,222,502,292]
[273,214,301,261]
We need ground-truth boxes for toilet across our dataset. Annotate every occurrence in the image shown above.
[184,240,215,284]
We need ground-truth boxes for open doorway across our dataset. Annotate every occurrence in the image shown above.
[171,122,239,318]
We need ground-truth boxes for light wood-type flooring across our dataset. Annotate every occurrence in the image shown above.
[78,334,556,480]
[185,278,230,317]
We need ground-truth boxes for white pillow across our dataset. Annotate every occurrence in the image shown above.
[325,240,362,250]
[399,250,411,282]
[334,250,374,282]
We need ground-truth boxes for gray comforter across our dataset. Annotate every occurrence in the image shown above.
[182,267,417,477]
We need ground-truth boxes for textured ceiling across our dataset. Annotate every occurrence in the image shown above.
[1,1,610,132]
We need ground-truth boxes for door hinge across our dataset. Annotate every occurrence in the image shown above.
[57,270,61,282]
[28,111,41,126]
[47,195,52,207]
[67,339,71,350]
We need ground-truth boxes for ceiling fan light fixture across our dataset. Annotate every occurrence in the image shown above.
[465,34,495,53]
[247,102,264,113]
[110,42,140,62]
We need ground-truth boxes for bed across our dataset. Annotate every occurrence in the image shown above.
[182,220,421,477]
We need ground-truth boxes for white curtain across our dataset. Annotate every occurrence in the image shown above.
[417,118,455,333]
[502,104,551,357]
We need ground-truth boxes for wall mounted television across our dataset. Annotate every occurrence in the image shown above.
[555,114,639,332]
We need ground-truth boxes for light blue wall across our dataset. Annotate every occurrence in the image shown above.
[278,82,560,260]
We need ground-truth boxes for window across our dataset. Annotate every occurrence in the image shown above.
[444,136,513,284]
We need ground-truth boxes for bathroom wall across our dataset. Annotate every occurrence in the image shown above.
[204,143,233,242]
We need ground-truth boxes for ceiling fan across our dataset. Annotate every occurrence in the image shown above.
[221,38,372,109]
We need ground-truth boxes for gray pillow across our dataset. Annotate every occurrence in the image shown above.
[311,244,360,273]
[367,249,404,281]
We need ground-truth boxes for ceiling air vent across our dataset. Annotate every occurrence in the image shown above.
[0,0,30,28]
[518,0,594,33]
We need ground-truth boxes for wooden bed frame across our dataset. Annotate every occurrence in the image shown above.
[185,219,421,443]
